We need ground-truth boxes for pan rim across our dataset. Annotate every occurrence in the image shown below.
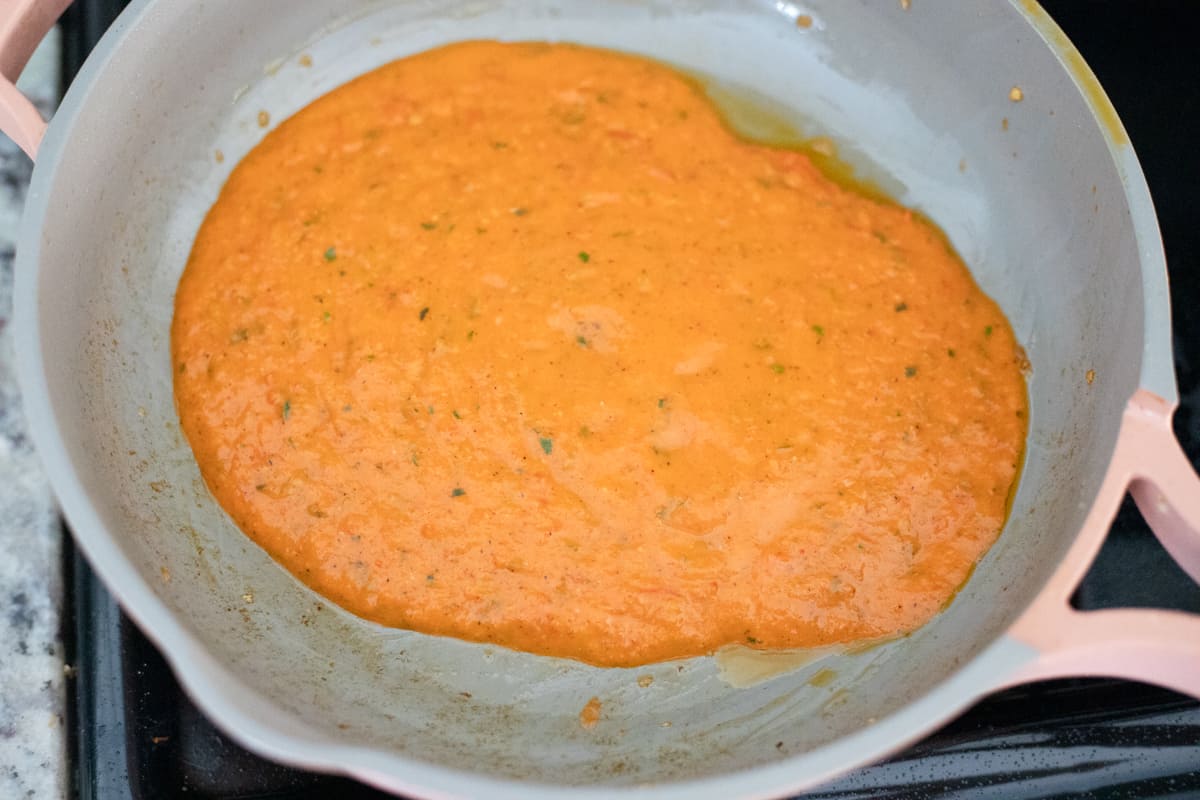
[13,0,1172,796]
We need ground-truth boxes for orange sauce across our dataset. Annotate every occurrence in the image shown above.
[172,42,1027,667]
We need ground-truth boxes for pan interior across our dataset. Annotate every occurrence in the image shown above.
[28,0,1144,786]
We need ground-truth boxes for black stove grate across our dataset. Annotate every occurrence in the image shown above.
[61,2,1200,797]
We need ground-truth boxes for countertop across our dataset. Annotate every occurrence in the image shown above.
[0,28,66,800]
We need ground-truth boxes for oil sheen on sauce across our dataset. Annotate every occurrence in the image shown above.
[172,41,1028,668]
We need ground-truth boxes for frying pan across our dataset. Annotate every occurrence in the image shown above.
[4,1,1200,797]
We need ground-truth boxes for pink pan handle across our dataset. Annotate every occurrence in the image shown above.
[0,0,72,159]
[1006,389,1200,698]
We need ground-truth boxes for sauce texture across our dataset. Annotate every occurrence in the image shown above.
[172,41,1028,667]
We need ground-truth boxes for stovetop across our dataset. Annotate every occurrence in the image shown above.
[61,2,1200,798]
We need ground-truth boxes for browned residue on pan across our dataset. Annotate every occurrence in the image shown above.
[1017,0,1129,145]
[579,697,602,730]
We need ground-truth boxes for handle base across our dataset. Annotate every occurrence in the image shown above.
[0,0,73,159]
[1006,390,1200,698]
[0,77,46,158]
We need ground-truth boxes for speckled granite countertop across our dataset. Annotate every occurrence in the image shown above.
[0,29,66,800]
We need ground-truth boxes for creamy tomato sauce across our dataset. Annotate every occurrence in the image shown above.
[172,41,1027,667]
